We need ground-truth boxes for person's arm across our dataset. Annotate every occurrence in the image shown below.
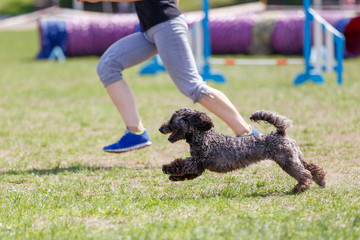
[174,0,179,6]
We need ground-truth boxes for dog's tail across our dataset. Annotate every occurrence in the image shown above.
[249,110,293,136]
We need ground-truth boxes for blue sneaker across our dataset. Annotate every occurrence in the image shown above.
[237,126,261,137]
[248,126,261,136]
[103,129,151,153]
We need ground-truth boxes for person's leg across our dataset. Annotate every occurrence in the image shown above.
[105,81,144,133]
[97,32,157,152]
[97,31,157,132]
[148,15,256,136]
[197,87,250,135]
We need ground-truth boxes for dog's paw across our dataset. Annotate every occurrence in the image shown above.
[183,174,200,180]
[162,165,172,175]
[292,183,311,193]
[169,175,186,181]
[318,179,326,188]
[162,163,182,175]
[169,174,200,181]
[313,177,326,188]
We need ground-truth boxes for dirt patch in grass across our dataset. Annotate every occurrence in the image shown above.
[70,217,117,229]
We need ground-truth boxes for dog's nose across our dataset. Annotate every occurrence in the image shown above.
[159,125,170,134]
[159,127,166,134]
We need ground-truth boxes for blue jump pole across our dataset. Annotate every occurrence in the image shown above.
[335,36,344,85]
[200,0,226,83]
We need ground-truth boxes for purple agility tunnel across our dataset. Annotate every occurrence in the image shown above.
[37,14,139,58]
[37,11,360,59]
[210,14,258,54]
[66,14,139,56]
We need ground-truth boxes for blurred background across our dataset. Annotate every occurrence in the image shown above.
[1,0,359,15]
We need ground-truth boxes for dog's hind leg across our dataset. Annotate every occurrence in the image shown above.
[275,156,313,193]
[162,157,204,179]
[299,154,326,188]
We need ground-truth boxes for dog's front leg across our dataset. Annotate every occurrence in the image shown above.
[169,174,200,181]
[162,157,204,180]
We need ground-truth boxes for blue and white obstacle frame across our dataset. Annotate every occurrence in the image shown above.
[294,0,345,85]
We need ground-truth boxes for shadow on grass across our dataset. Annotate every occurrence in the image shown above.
[208,191,294,199]
[243,190,296,197]
[158,190,295,202]
[1,165,299,198]
[0,164,143,176]
[160,183,297,201]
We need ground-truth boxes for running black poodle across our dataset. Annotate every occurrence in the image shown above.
[159,108,326,193]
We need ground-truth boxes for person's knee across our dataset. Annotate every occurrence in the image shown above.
[96,56,124,87]
[180,83,210,103]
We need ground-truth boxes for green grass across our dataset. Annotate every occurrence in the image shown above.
[1,30,360,239]
[0,0,34,15]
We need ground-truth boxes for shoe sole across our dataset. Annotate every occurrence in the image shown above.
[103,142,152,153]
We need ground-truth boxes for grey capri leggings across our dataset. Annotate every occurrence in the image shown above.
[96,14,209,103]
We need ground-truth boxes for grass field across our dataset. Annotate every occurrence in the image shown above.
[0,29,359,239]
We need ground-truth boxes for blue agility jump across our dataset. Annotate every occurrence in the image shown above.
[294,0,345,85]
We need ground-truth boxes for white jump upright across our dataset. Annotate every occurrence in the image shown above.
[293,0,345,85]
[188,21,205,74]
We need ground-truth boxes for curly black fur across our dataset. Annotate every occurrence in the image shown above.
[159,108,326,193]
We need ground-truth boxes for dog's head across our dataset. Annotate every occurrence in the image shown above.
[159,108,214,143]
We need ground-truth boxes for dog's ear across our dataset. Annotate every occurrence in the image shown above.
[187,111,214,131]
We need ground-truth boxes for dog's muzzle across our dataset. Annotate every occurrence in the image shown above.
[159,125,180,143]
[159,124,171,134]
